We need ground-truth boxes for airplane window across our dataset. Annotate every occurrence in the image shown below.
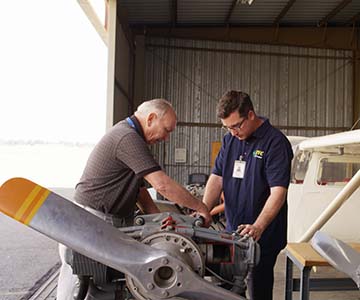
[317,159,360,186]
[291,151,311,184]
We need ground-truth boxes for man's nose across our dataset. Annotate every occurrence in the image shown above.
[230,129,238,136]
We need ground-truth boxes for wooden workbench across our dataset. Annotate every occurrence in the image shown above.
[285,242,360,300]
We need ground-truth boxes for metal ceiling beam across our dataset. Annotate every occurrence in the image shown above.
[318,0,352,27]
[117,1,135,53]
[346,11,360,25]
[225,0,238,25]
[273,0,297,25]
[171,0,178,26]
[77,0,108,45]
[133,26,360,51]
[106,0,116,128]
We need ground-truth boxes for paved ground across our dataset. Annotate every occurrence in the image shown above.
[0,213,59,300]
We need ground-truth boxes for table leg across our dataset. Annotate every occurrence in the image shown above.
[299,267,311,300]
[285,257,293,300]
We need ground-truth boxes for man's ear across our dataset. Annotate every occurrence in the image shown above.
[147,112,157,127]
[248,110,255,120]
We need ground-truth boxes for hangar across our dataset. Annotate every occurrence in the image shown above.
[79,0,360,184]
[1,1,360,300]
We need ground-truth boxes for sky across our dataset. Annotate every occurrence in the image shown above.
[0,0,107,144]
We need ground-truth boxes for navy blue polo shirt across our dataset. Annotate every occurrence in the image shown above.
[213,118,293,253]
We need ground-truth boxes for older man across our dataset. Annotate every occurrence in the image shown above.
[57,98,211,300]
[74,98,211,222]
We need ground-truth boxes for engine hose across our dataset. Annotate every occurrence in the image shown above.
[205,267,243,289]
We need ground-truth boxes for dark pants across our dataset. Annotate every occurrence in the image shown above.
[247,250,279,300]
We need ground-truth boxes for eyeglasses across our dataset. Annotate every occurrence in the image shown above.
[222,117,247,132]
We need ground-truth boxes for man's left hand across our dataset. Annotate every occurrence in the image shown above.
[237,224,263,241]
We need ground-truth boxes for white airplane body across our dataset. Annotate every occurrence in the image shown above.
[287,129,360,242]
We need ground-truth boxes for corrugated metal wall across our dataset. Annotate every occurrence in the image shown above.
[143,37,353,184]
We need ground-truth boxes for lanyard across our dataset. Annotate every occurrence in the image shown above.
[239,141,246,161]
[126,116,142,136]
[126,117,136,129]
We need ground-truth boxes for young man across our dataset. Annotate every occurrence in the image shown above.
[202,90,293,300]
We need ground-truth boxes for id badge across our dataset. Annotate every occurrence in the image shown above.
[233,160,246,178]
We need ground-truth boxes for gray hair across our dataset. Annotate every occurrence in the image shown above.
[136,98,173,118]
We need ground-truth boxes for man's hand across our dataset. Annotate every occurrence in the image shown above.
[196,204,212,228]
[237,224,264,241]
[236,186,287,241]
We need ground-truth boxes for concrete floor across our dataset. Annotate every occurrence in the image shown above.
[273,251,360,300]
[0,213,59,300]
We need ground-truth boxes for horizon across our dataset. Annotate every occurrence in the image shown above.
[0,1,107,187]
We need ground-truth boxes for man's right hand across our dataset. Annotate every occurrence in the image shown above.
[196,204,212,227]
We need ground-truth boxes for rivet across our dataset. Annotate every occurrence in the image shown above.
[147,283,154,290]
[175,265,183,272]
[161,258,169,265]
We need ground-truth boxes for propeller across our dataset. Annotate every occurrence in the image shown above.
[0,177,245,300]
[311,231,360,289]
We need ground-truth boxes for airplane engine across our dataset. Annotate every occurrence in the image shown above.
[68,212,260,300]
[0,178,260,300]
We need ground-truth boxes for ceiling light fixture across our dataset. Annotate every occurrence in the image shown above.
[237,0,254,5]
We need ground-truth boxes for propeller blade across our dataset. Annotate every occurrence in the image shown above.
[311,231,360,289]
[0,177,166,275]
[0,178,245,300]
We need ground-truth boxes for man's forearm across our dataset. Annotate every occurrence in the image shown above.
[136,187,160,214]
[161,179,207,212]
[144,170,212,227]
[253,186,287,232]
[144,170,207,212]
[202,174,223,211]
[238,186,287,241]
